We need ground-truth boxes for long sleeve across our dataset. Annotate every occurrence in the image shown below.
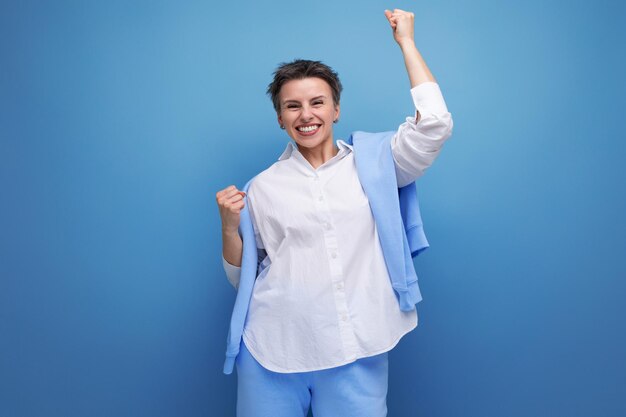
[391,82,453,187]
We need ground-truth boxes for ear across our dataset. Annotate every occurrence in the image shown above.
[277,113,283,127]
[334,103,341,121]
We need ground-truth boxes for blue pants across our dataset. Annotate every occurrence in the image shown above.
[236,340,389,417]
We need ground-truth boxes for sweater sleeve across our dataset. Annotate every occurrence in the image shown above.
[391,82,454,187]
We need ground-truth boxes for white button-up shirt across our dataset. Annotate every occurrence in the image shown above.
[223,82,453,373]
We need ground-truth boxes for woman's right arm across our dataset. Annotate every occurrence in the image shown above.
[216,186,245,289]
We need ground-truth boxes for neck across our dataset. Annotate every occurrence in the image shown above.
[297,139,339,169]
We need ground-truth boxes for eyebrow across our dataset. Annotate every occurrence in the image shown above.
[282,95,327,105]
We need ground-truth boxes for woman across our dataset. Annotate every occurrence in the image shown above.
[216,9,453,417]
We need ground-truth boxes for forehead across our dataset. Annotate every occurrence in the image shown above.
[280,77,332,102]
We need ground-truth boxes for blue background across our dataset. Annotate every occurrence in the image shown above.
[1,0,625,416]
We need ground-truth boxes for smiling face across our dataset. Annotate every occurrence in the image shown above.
[277,77,340,152]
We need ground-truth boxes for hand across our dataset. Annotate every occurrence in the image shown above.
[216,185,246,233]
[384,9,415,46]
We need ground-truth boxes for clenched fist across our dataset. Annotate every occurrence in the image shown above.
[216,185,246,233]
[384,9,415,46]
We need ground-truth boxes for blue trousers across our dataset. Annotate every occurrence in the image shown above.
[235,340,389,417]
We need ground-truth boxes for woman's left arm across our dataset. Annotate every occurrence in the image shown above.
[385,9,435,92]
[385,9,453,186]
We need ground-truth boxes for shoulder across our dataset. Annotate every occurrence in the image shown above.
[246,159,288,196]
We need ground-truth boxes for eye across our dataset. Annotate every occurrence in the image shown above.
[312,100,324,107]
[286,103,300,109]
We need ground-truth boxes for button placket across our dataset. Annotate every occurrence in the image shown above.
[309,173,357,357]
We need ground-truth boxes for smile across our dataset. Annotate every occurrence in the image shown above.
[296,124,321,134]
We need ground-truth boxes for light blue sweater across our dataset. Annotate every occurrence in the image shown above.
[223,130,429,375]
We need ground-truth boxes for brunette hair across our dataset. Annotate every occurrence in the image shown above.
[266,59,343,113]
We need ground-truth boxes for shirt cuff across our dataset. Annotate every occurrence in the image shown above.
[410,82,449,116]
[222,255,241,290]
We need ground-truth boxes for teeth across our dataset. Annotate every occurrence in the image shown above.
[298,125,319,132]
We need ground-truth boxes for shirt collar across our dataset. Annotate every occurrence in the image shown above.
[277,140,353,161]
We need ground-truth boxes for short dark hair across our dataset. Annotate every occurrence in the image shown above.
[266,59,343,113]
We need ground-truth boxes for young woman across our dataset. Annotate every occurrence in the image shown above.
[216,9,453,417]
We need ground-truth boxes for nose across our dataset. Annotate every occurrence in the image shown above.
[300,105,313,122]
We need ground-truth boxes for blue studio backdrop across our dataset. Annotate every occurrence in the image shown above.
[1,0,625,416]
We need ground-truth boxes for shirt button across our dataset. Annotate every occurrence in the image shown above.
[325,222,331,230]
[341,314,348,322]
[331,252,337,259]
[318,196,324,202]
[336,283,343,290]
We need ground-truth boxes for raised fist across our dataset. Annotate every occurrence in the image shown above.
[216,185,246,233]
[384,9,415,45]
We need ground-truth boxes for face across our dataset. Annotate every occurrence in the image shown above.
[277,77,340,152]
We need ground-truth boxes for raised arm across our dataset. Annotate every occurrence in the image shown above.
[385,9,453,186]
[385,10,434,88]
